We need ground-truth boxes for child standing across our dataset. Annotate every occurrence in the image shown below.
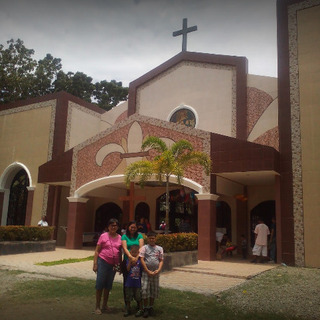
[124,245,144,317]
[139,231,164,318]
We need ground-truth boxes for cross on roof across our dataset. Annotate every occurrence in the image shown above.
[173,18,197,52]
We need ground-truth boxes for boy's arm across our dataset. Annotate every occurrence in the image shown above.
[140,256,153,276]
[153,258,163,275]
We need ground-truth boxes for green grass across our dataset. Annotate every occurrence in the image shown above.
[35,255,94,266]
[4,275,302,320]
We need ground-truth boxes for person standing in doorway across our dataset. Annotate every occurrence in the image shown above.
[251,218,270,263]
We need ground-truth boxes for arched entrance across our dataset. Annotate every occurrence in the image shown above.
[135,202,150,221]
[156,188,198,232]
[6,169,29,225]
[250,200,275,247]
[216,201,232,239]
[94,202,122,233]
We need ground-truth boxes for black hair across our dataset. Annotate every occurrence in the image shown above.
[130,245,140,252]
[147,231,157,237]
[107,218,119,227]
[126,220,139,238]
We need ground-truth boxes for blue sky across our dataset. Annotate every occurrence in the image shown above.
[0,0,277,86]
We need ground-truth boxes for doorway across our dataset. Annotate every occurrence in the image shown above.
[94,202,122,233]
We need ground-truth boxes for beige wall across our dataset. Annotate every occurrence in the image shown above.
[247,75,278,142]
[137,61,234,136]
[297,5,320,267]
[100,101,128,131]
[67,102,101,150]
[0,103,54,225]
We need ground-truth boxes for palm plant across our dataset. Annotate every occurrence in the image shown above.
[124,136,211,233]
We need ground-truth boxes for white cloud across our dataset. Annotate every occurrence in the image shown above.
[0,0,277,87]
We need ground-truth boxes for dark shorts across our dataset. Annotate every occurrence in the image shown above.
[95,257,116,290]
[125,287,142,302]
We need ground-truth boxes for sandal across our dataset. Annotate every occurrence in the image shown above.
[95,308,102,315]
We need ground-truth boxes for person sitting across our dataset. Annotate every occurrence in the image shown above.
[38,215,48,226]
[159,221,166,231]
[225,238,237,256]
[137,217,148,234]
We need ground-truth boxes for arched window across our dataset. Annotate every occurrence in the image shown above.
[7,169,29,225]
[169,106,197,128]
[94,202,122,233]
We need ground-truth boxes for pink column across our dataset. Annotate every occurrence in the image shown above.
[196,194,219,261]
[65,197,89,249]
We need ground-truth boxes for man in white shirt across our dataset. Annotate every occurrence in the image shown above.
[251,218,270,263]
[38,215,48,227]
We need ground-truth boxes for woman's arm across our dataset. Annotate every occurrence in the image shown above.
[93,244,101,272]
[139,237,144,248]
[122,239,134,261]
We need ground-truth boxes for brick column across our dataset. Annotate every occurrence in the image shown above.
[25,187,35,226]
[65,197,89,249]
[196,194,219,261]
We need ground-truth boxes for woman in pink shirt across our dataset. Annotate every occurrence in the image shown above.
[93,218,122,314]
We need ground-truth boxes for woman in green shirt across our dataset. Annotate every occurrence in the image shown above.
[121,221,144,307]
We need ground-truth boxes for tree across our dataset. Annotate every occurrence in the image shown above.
[0,38,128,109]
[53,71,95,102]
[94,80,128,111]
[124,136,211,233]
[33,54,62,96]
[0,39,37,103]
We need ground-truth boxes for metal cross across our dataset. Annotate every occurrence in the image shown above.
[173,18,197,52]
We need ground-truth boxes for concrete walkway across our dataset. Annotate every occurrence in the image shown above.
[0,247,277,295]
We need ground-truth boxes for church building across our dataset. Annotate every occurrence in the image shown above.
[0,0,319,267]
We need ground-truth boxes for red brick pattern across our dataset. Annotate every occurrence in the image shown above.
[74,117,210,193]
[253,127,279,151]
[247,87,274,137]
[115,110,128,124]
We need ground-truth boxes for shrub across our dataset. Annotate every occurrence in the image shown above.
[143,232,198,253]
[0,226,55,241]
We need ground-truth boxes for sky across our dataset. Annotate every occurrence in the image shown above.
[0,0,277,87]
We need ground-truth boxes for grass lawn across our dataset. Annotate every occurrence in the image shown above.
[0,270,302,320]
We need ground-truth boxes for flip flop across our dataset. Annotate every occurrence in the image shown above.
[95,308,102,315]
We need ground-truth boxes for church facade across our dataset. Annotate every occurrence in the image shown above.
[0,0,319,267]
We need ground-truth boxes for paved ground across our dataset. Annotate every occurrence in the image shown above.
[0,247,277,295]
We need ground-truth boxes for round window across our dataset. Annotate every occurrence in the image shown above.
[170,108,196,128]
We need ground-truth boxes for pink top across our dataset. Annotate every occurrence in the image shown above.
[97,232,122,265]
[254,223,270,246]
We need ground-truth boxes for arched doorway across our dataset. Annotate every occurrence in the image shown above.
[216,201,232,239]
[135,202,150,221]
[156,188,198,232]
[250,200,275,247]
[94,202,122,233]
[6,169,29,225]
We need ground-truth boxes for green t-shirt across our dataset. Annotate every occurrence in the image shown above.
[121,233,143,259]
